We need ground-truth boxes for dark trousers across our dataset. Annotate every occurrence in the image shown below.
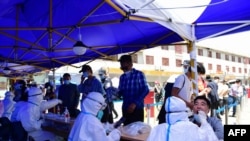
[122,108,144,126]
[210,101,221,119]
[218,98,228,115]
[101,102,118,123]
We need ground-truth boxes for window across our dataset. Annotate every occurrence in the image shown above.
[243,57,248,64]
[176,59,182,67]
[198,49,203,56]
[161,45,168,50]
[162,57,169,66]
[146,55,154,65]
[175,45,183,54]
[225,54,229,61]
[208,63,212,70]
[216,52,221,59]
[226,66,229,72]
[208,51,212,58]
[238,57,241,63]
[131,54,138,63]
[216,65,221,72]
[232,67,235,72]
[232,56,235,62]
[244,68,247,73]
[239,68,242,73]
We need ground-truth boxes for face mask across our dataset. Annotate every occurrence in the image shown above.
[100,75,106,80]
[97,110,104,120]
[193,114,201,124]
[82,72,89,78]
[183,67,189,73]
[64,80,70,84]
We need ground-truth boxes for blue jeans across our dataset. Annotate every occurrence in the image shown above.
[228,95,239,116]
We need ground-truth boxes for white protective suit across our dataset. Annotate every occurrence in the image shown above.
[16,87,62,141]
[0,100,3,117]
[68,92,121,141]
[2,91,16,119]
[147,96,218,141]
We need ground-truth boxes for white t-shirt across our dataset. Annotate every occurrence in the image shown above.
[173,74,193,102]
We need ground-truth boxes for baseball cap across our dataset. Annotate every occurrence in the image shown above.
[181,60,190,66]
[79,65,92,73]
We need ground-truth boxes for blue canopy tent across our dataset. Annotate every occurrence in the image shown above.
[0,0,184,77]
[1,0,250,78]
[194,0,250,41]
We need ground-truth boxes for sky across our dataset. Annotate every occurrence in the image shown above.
[196,31,250,57]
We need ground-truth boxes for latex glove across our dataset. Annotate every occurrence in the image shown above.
[108,129,121,141]
[198,110,207,125]
[57,99,63,104]
[193,114,201,124]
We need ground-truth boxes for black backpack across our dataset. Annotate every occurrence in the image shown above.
[157,76,185,124]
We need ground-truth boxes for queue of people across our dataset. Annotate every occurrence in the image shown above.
[1,54,246,141]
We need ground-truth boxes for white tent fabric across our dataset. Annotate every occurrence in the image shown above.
[114,0,194,40]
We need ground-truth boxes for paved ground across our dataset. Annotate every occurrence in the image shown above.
[221,95,250,125]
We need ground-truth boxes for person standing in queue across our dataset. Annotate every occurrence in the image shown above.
[118,55,149,126]
[58,73,80,118]
[98,67,119,123]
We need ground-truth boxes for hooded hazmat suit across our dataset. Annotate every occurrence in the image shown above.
[2,91,16,119]
[147,96,218,141]
[68,92,121,141]
[16,87,62,141]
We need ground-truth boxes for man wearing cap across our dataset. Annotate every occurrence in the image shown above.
[118,55,149,125]
[78,65,105,100]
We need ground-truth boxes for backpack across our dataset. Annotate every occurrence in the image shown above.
[157,75,185,124]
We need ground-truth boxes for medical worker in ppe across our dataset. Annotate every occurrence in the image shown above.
[2,91,16,120]
[16,87,62,141]
[147,96,218,141]
[68,92,121,141]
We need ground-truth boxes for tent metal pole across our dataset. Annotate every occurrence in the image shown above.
[189,25,198,101]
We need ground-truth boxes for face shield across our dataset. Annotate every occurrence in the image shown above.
[85,96,107,110]
[28,87,43,105]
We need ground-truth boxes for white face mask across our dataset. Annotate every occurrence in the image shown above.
[183,67,189,73]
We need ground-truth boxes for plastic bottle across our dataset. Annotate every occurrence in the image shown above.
[114,117,126,128]
[64,107,70,122]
